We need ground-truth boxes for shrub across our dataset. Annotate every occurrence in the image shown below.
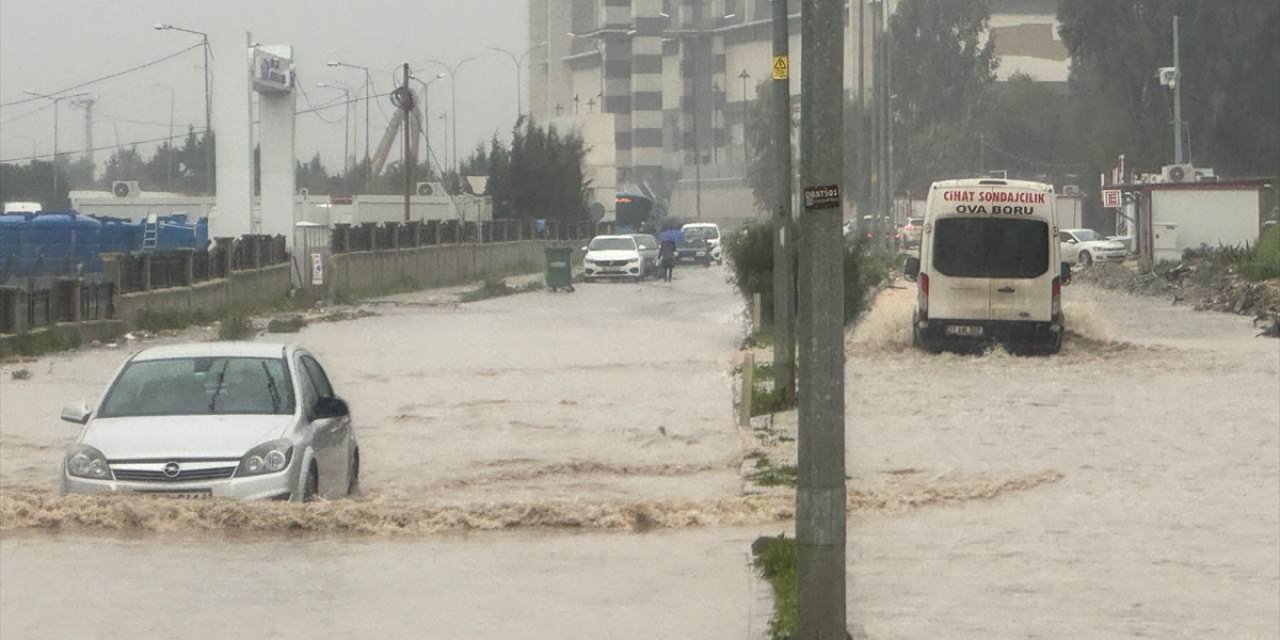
[1242,226,1280,281]
[217,312,253,340]
[753,535,797,639]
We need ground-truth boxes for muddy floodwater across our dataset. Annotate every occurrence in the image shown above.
[1,264,1277,639]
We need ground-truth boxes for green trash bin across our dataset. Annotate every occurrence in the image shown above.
[544,247,575,292]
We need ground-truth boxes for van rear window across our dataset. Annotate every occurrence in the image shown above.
[932,218,1049,279]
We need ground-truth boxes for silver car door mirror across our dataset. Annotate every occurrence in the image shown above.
[60,402,91,425]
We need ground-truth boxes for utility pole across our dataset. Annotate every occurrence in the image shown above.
[855,0,866,227]
[771,0,795,404]
[1172,14,1183,165]
[797,0,847,634]
[691,36,703,220]
[883,14,894,250]
[401,63,413,223]
[72,96,96,177]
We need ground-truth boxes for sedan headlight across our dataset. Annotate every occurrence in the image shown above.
[65,445,113,480]
[235,439,293,477]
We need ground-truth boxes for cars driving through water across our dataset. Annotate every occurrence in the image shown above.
[681,223,723,264]
[59,342,359,502]
[1059,228,1129,267]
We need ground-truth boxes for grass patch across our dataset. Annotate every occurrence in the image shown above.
[751,384,795,417]
[217,312,253,340]
[753,535,797,640]
[0,327,81,359]
[747,455,798,487]
[458,277,544,303]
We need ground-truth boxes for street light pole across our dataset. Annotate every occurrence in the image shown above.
[154,24,212,195]
[426,57,480,177]
[739,69,750,164]
[22,89,88,195]
[487,43,546,120]
[410,73,446,179]
[327,61,374,192]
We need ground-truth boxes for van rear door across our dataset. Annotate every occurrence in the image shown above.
[928,218,992,322]
[986,217,1054,322]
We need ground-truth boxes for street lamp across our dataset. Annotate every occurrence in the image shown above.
[327,60,374,191]
[316,82,352,177]
[738,69,750,164]
[487,42,546,120]
[21,89,89,193]
[424,56,480,176]
[409,73,446,178]
[150,81,176,191]
[154,23,213,195]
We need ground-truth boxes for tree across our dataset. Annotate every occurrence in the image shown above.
[1058,0,1280,177]
[746,79,784,214]
[888,0,998,193]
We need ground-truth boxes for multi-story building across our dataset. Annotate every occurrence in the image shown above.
[527,0,1064,223]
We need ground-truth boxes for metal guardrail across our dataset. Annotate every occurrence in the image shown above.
[114,235,288,295]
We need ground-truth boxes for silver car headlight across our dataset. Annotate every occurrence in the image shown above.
[235,439,293,477]
[65,445,113,480]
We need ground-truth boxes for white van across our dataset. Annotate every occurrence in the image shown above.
[903,178,1071,354]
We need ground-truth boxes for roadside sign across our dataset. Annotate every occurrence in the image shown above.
[772,56,789,80]
[311,253,324,285]
[803,184,840,210]
[1101,189,1122,208]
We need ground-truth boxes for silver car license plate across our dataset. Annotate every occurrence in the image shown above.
[139,490,212,500]
[946,325,983,337]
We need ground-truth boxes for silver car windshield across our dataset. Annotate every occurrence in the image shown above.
[589,238,636,251]
[97,357,295,418]
[1073,229,1099,242]
[684,227,718,240]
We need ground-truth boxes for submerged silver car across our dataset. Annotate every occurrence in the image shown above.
[60,342,358,502]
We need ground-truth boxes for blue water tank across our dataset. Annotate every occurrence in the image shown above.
[30,212,102,274]
[94,215,141,255]
[0,213,34,277]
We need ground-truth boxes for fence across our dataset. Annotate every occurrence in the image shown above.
[113,235,287,295]
[0,280,114,335]
[330,220,612,255]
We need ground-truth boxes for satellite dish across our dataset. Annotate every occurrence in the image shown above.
[589,202,606,222]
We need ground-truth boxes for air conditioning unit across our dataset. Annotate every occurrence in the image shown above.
[1193,167,1217,182]
[415,181,435,196]
[1061,184,1081,196]
[112,180,141,198]
[1161,164,1195,183]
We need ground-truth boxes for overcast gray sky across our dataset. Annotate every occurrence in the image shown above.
[0,0,528,176]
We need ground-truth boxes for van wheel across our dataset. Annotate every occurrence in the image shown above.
[1078,251,1093,267]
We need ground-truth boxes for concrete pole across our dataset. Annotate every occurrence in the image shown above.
[403,63,412,223]
[1172,15,1183,165]
[797,0,847,636]
[772,0,796,404]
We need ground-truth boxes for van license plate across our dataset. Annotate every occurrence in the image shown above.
[946,325,983,337]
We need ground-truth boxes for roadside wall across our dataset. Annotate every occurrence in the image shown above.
[111,263,292,327]
[325,240,572,296]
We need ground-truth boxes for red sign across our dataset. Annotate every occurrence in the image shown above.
[1101,189,1122,208]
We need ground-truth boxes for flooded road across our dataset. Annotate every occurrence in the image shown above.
[844,284,1280,638]
[2,264,1276,638]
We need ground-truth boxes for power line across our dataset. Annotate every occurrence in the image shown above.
[0,44,202,108]
[3,90,395,163]
[294,77,345,125]
[979,139,1086,169]
[0,101,55,126]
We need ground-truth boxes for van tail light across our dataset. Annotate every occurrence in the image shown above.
[1051,276,1062,316]
[918,273,929,320]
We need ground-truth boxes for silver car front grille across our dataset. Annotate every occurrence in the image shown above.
[112,466,237,482]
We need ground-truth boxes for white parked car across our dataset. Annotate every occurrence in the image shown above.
[630,233,660,272]
[681,223,723,264]
[59,342,359,502]
[1059,228,1128,267]
[583,235,646,281]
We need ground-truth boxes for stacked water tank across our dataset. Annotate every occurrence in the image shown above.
[0,210,211,280]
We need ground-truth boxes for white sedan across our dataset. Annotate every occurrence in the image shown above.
[681,223,723,264]
[583,235,647,281]
[59,342,359,502]
[1059,228,1128,267]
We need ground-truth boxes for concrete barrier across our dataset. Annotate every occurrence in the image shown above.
[326,240,568,298]
[112,263,291,328]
